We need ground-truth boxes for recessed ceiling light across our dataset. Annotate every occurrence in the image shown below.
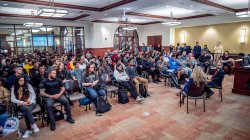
[89,18,92,19]
[126,8,130,10]
[105,14,108,15]
[3,4,8,6]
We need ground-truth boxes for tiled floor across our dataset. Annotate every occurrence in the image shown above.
[27,75,250,140]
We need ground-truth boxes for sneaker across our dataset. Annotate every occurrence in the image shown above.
[66,117,75,124]
[31,124,39,133]
[136,96,144,103]
[22,130,32,139]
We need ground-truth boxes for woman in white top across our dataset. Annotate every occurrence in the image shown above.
[214,42,223,64]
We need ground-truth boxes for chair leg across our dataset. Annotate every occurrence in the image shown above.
[89,103,91,110]
[220,89,222,102]
[195,99,197,106]
[203,97,206,112]
[187,96,189,114]
[180,92,181,107]
[110,92,113,98]
[164,77,167,86]
[85,104,87,111]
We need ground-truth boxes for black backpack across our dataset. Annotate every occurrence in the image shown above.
[53,108,64,121]
[118,88,129,104]
[95,96,112,115]
[139,84,149,98]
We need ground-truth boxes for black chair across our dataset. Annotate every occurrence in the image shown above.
[159,73,172,86]
[206,81,224,102]
[180,82,206,114]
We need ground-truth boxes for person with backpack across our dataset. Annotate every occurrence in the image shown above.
[81,62,107,108]
[114,63,144,103]
[10,76,39,139]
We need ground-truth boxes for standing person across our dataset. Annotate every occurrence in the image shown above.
[183,43,191,54]
[11,76,39,139]
[126,59,149,94]
[193,41,202,60]
[202,45,209,54]
[214,42,224,65]
[142,43,147,53]
[39,69,75,131]
[156,44,162,53]
[176,43,183,54]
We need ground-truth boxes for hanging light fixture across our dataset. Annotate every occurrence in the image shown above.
[235,0,250,18]
[40,27,53,31]
[123,25,137,30]
[37,0,68,17]
[162,11,181,26]
[24,11,43,27]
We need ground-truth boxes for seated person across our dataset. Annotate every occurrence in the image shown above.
[31,65,48,93]
[198,51,211,74]
[40,68,75,131]
[176,54,192,77]
[168,54,185,83]
[204,61,225,98]
[81,62,106,107]
[56,62,70,82]
[142,56,161,83]
[179,66,206,103]
[187,53,197,69]
[0,78,10,103]
[7,65,30,89]
[99,61,113,84]
[24,59,34,76]
[71,62,83,88]
[114,63,144,103]
[126,59,149,94]
[221,51,234,75]
[11,76,39,139]
[157,55,180,89]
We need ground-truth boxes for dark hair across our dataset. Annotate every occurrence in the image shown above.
[13,76,29,100]
[84,61,95,77]
[171,53,176,57]
[48,68,56,74]
[115,63,124,72]
[38,64,45,69]
[128,58,133,63]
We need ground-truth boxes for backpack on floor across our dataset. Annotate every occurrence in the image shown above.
[95,96,112,115]
[139,84,149,98]
[79,97,92,106]
[3,117,19,136]
[118,88,129,104]
[53,108,64,121]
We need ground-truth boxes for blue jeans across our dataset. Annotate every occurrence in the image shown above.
[0,112,8,127]
[86,87,106,100]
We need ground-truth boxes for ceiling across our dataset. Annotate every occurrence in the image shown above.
[0,0,249,25]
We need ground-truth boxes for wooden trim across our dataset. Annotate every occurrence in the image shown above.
[177,14,215,20]
[141,21,162,25]
[191,0,236,12]
[72,14,89,21]
[1,0,136,12]
[92,20,143,25]
[127,12,171,19]
[0,13,90,21]
[101,0,137,11]
[1,0,101,11]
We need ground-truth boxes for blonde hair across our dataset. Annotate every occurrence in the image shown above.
[192,66,206,87]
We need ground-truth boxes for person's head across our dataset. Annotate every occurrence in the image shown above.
[15,66,23,75]
[91,57,96,62]
[48,68,57,79]
[86,62,95,74]
[204,45,207,48]
[75,62,80,68]
[38,64,45,74]
[16,76,25,86]
[177,43,180,46]
[188,53,193,58]
[182,51,187,56]
[192,66,206,87]
[28,59,33,65]
[115,63,123,71]
[183,43,186,46]
[34,61,39,68]
[5,59,10,66]
[216,61,222,69]
[224,51,229,56]
[128,59,134,66]
[196,41,199,45]
[171,53,176,60]
[176,54,181,59]
[217,41,221,46]
[57,62,64,71]
[102,60,107,67]
[13,54,17,58]
[158,44,161,47]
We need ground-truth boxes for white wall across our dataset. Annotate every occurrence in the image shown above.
[137,24,171,46]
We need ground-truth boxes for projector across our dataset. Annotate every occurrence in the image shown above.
[118,16,130,23]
